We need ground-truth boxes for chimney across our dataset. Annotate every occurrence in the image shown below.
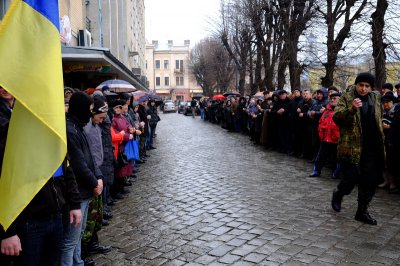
[168,40,173,47]
[184,40,190,46]
[152,40,158,49]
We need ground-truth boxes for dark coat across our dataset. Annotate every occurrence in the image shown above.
[99,116,115,185]
[66,114,102,200]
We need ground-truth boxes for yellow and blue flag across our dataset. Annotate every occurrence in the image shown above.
[0,0,66,230]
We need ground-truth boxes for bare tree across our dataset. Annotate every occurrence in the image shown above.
[316,0,368,87]
[220,0,253,95]
[277,0,315,90]
[189,38,235,96]
[370,0,388,85]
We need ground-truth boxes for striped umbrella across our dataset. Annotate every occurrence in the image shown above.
[96,79,137,93]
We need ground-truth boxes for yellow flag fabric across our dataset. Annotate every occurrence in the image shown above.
[0,0,66,230]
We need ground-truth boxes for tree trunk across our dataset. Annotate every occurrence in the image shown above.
[371,0,388,86]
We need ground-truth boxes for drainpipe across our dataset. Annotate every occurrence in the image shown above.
[98,0,102,47]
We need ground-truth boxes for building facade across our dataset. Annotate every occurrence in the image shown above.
[146,40,202,101]
[0,0,147,91]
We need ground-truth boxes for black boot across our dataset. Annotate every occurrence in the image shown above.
[355,203,377,225]
[331,189,343,212]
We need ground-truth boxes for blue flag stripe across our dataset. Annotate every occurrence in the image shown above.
[23,0,60,29]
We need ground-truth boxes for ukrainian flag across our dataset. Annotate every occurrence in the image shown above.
[0,0,66,230]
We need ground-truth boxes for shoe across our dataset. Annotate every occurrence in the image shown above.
[120,188,130,195]
[149,146,156,149]
[331,189,343,212]
[389,187,399,194]
[123,180,132,186]
[355,203,377,225]
[378,182,389,188]
[88,243,112,255]
[113,193,124,200]
[136,159,145,164]
[144,154,150,158]
[84,257,96,266]
[331,173,340,179]
[309,172,320,177]
[103,211,113,220]
[102,219,109,226]
[107,199,116,206]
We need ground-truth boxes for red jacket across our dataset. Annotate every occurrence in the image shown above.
[318,104,340,143]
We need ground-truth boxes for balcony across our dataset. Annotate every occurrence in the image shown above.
[174,68,184,74]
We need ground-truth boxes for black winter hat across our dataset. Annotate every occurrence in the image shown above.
[382,94,396,102]
[329,92,342,98]
[92,96,108,114]
[355,72,375,87]
[382,83,394,91]
[109,99,126,108]
[395,83,400,89]
[68,91,93,124]
[328,86,339,92]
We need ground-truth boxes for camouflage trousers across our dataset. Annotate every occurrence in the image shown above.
[82,195,103,247]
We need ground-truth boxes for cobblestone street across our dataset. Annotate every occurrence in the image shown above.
[96,113,400,265]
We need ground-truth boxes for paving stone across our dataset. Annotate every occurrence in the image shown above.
[243,252,268,263]
[96,113,400,265]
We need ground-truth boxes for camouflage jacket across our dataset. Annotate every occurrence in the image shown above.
[332,89,384,165]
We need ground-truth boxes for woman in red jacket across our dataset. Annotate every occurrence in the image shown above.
[310,93,341,178]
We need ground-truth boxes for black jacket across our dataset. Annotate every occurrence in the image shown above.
[99,116,115,186]
[66,114,102,200]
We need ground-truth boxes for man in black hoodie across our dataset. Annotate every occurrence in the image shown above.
[60,92,103,266]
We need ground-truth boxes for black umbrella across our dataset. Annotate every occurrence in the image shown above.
[223,91,241,97]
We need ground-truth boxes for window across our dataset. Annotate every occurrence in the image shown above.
[0,0,9,20]
[164,76,169,86]
[164,60,169,69]
[155,77,160,86]
[155,60,160,69]
[176,76,184,86]
[175,59,183,70]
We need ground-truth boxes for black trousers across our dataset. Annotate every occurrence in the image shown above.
[337,152,382,204]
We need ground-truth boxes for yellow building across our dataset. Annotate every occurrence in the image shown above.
[307,62,400,91]
[146,40,203,101]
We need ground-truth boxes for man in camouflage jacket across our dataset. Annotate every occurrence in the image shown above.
[331,72,384,225]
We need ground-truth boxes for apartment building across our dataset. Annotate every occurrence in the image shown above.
[0,0,147,91]
[146,40,202,101]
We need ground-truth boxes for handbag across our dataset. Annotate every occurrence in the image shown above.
[125,139,140,161]
[117,147,128,167]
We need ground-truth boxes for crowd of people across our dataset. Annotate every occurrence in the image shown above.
[196,73,400,225]
[0,85,160,266]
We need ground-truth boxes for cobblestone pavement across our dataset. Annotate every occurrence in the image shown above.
[96,113,400,265]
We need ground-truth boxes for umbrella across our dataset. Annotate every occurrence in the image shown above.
[212,94,226,101]
[96,79,137,93]
[223,91,241,97]
[132,91,147,100]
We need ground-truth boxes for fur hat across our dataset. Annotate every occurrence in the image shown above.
[355,72,375,88]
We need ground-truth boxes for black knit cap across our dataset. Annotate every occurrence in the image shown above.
[382,83,393,91]
[109,99,126,108]
[355,72,375,87]
[68,91,93,124]
[92,95,108,114]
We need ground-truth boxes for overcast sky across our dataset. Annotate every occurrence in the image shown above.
[145,0,220,46]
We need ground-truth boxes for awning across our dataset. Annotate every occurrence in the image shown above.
[62,46,148,91]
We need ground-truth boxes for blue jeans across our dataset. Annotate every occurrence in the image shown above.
[17,213,63,266]
[60,199,90,266]
[147,125,156,147]
[200,108,205,119]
